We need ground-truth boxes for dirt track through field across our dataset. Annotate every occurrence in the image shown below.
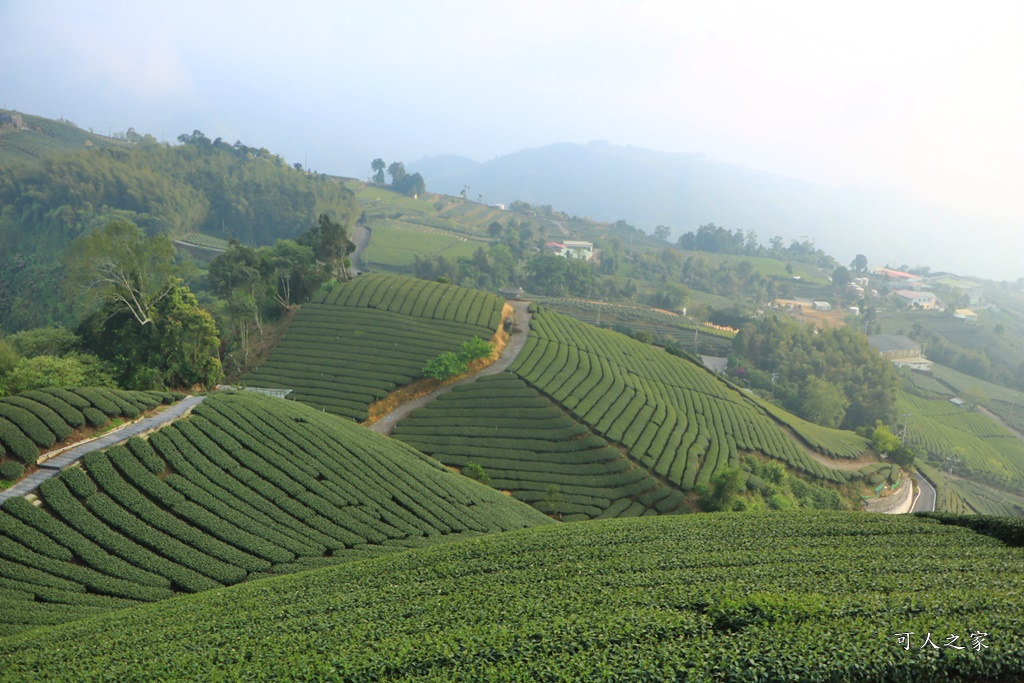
[369,301,531,436]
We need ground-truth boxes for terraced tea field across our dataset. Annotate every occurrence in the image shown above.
[394,373,687,519]
[4,511,1023,681]
[509,306,854,489]
[532,296,736,356]
[244,274,505,420]
[0,388,180,467]
[896,391,1024,495]
[0,391,550,636]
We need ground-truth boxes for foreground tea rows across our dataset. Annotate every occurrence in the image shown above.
[2,512,1021,681]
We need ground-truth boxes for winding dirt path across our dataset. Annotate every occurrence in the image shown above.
[369,301,532,436]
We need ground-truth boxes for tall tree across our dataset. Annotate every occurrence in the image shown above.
[208,240,270,346]
[63,219,178,326]
[851,254,869,273]
[393,171,425,197]
[299,213,356,280]
[801,377,849,428]
[831,265,851,288]
[260,239,321,309]
[387,161,406,184]
[78,281,222,389]
[371,158,386,184]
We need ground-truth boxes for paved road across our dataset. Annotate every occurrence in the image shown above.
[370,301,532,436]
[0,395,205,505]
[912,470,937,512]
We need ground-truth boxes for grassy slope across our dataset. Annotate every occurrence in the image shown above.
[2,512,1022,681]
[348,183,503,273]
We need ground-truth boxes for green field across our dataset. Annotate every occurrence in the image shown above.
[0,391,549,637]
[931,363,1024,405]
[243,274,505,420]
[360,219,483,271]
[671,248,830,285]
[394,373,687,519]
[3,511,1023,681]
[749,393,871,458]
[509,306,855,489]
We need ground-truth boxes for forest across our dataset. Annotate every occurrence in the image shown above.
[0,131,358,331]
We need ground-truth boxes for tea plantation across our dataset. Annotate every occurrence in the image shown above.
[0,391,550,636]
[509,306,857,489]
[243,274,505,420]
[2,511,1022,681]
[896,391,1024,495]
[394,373,687,519]
[0,388,181,465]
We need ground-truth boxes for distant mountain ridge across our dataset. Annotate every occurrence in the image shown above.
[410,142,1021,281]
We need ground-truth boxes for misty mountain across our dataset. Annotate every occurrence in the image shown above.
[410,142,1019,280]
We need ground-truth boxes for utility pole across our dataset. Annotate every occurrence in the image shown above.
[771,370,778,399]
[899,412,912,447]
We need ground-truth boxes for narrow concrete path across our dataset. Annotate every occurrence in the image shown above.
[0,395,205,505]
[370,301,532,436]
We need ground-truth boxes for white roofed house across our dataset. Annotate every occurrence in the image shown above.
[894,290,937,310]
[562,240,594,261]
[868,334,933,372]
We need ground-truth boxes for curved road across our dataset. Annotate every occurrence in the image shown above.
[370,300,532,436]
[0,395,205,505]
[912,471,937,512]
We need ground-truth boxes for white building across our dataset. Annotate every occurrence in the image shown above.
[894,290,937,310]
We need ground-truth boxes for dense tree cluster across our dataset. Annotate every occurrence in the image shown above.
[369,158,425,197]
[676,223,835,267]
[0,132,358,332]
[730,315,898,429]
[0,327,114,397]
[206,213,354,368]
[44,218,224,390]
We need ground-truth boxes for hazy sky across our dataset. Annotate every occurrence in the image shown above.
[3,1,1022,274]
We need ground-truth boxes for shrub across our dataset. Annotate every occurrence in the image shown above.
[422,352,467,381]
[0,461,25,481]
[460,337,494,363]
[462,462,490,485]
